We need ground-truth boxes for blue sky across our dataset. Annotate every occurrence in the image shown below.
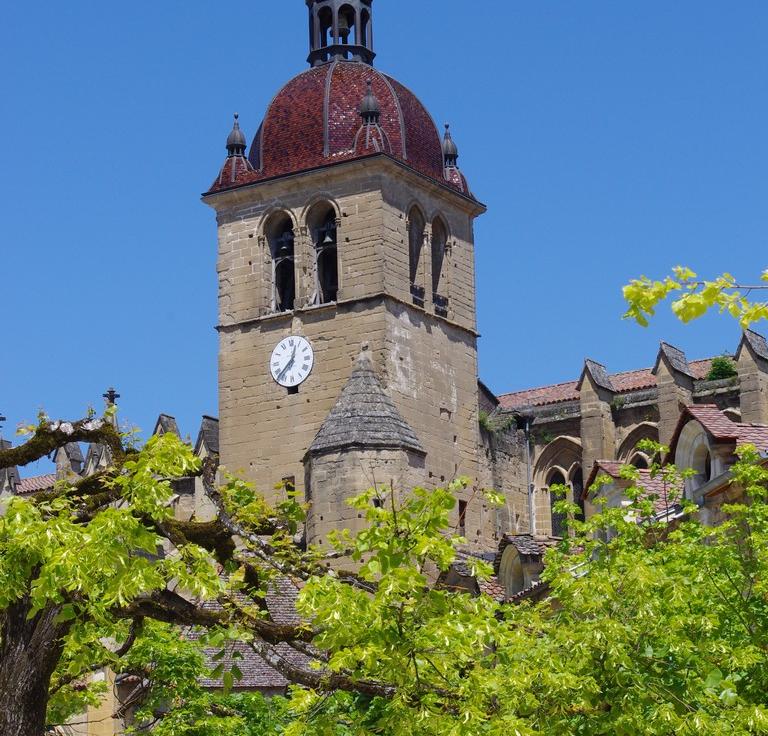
[2,1,767,470]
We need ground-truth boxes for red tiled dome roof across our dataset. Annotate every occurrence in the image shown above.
[209,61,471,197]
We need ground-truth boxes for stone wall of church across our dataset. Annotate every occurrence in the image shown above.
[208,157,488,538]
[304,447,426,546]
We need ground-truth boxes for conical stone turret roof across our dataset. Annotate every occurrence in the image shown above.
[308,350,425,457]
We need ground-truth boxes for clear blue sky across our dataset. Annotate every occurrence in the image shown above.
[2,1,767,468]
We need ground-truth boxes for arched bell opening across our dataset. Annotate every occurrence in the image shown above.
[266,213,296,313]
[307,0,376,66]
[408,206,426,307]
[431,216,449,316]
[307,203,339,305]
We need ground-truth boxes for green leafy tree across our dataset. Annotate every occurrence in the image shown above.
[623,266,768,328]
[707,355,739,381]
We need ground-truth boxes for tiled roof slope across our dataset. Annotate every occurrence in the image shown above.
[308,351,425,456]
[586,462,682,515]
[16,474,57,495]
[498,359,714,410]
[196,578,306,691]
[742,330,768,361]
[669,404,768,455]
[196,416,220,455]
[208,61,471,198]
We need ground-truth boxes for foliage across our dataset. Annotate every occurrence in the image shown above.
[269,447,768,735]
[623,266,768,328]
[7,411,768,734]
[706,355,739,381]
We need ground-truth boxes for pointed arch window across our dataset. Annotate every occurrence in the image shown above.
[431,218,449,317]
[267,215,296,313]
[408,207,426,307]
[315,212,338,304]
[571,466,585,523]
[308,204,339,305]
[548,470,568,538]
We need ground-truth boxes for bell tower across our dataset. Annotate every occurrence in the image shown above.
[205,0,489,545]
[306,0,375,66]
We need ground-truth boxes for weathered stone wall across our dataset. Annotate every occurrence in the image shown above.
[305,448,426,545]
[207,157,487,538]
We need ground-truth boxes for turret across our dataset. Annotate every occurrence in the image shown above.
[306,0,375,66]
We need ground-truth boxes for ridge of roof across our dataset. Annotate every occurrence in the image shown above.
[498,357,716,410]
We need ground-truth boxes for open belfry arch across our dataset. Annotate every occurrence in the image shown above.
[203,0,489,545]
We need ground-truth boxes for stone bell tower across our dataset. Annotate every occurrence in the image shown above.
[203,0,487,545]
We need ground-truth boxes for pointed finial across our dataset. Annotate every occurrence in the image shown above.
[103,387,121,406]
[442,123,459,167]
[359,80,381,125]
[226,112,247,157]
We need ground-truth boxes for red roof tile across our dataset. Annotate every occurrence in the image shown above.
[586,462,682,515]
[498,358,714,410]
[685,405,740,440]
[208,61,470,197]
[16,474,56,495]
[667,404,768,458]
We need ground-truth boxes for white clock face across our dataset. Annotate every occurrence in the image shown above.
[270,336,314,388]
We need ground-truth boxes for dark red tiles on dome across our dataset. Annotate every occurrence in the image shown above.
[208,61,472,197]
[253,64,328,176]
[326,63,403,160]
[384,75,445,183]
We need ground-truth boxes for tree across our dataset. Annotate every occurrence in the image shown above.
[9,417,768,736]
[623,266,768,328]
[0,414,316,736]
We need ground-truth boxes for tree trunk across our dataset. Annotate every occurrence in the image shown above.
[0,598,67,736]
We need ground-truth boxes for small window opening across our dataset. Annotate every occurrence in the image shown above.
[315,212,338,304]
[287,385,299,395]
[548,470,567,537]
[571,467,584,523]
[282,475,296,493]
[408,208,426,306]
[268,216,296,312]
[372,497,383,509]
[704,451,712,482]
[431,218,449,317]
[458,499,468,537]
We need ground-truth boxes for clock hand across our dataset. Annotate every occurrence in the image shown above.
[277,352,296,381]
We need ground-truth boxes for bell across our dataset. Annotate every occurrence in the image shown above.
[338,14,351,41]
[322,233,335,245]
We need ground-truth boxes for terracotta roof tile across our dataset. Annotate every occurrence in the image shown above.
[16,474,56,495]
[498,358,714,410]
[586,462,682,515]
[208,61,470,198]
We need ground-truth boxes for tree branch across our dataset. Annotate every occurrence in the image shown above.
[0,418,123,470]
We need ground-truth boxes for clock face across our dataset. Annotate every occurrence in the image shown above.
[270,335,314,388]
